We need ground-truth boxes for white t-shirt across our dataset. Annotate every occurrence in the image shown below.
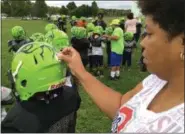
[92,43,104,56]
[111,74,184,133]
[125,19,138,34]
[64,76,72,87]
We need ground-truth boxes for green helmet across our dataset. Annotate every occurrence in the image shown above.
[80,17,86,21]
[87,32,93,38]
[45,23,58,33]
[71,26,87,39]
[11,26,26,40]
[93,28,101,35]
[61,15,66,19]
[71,26,76,37]
[124,32,134,41]
[45,31,54,44]
[110,19,120,26]
[30,33,46,42]
[86,23,95,32]
[11,42,67,101]
[51,29,70,51]
[105,27,113,35]
[94,26,103,35]
[119,17,125,21]
[71,16,77,20]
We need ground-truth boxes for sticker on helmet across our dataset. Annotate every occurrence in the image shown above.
[48,80,66,90]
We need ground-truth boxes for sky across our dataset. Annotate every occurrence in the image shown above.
[44,1,135,9]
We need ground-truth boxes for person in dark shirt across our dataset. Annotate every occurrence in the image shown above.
[93,13,107,30]
[134,18,143,44]
[57,15,67,32]
[1,42,81,133]
[119,17,125,31]
[88,27,106,77]
[70,16,77,27]
[71,26,90,66]
[104,26,113,67]
[86,23,96,72]
[93,13,110,67]
[122,32,136,71]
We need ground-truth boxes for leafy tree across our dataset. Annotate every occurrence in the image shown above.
[91,1,98,17]
[66,2,77,11]
[32,0,48,17]
[60,6,68,15]
[1,0,11,16]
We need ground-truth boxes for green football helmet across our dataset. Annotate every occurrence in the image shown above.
[11,26,26,40]
[119,17,125,21]
[45,31,54,44]
[71,26,87,39]
[87,32,93,38]
[11,42,67,101]
[45,23,58,33]
[80,17,86,21]
[110,19,120,26]
[94,26,103,35]
[105,27,113,35]
[93,28,101,35]
[61,15,66,19]
[51,29,70,51]
[86,23,95,32]
[124,32,134,41]
[71,26,77,37]
[71,16,77,20]
[30,33,46,42]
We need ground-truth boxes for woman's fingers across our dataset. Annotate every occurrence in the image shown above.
[57,47,80,63]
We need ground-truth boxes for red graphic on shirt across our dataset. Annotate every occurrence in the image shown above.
[117,106,134,132]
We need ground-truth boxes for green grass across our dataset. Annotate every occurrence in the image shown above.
[2,18,149,132]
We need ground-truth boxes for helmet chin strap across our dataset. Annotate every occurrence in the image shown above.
[8,61,23,102]
[7,69,21,102]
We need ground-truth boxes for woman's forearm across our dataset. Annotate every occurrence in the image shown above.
[77,71,122,119]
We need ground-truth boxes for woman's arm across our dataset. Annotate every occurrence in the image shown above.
[57,47,143,119]
[102,35,119,41]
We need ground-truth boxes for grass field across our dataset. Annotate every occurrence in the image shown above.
[1,18,149,132]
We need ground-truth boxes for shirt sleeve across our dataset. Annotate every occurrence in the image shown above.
[112,28,121,38]
[142,74,158,87]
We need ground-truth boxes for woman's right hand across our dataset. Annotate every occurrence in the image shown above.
[57,47,87,78]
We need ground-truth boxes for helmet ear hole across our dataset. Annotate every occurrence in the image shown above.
[21,80,27,87]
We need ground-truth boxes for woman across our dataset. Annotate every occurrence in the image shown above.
[57,0,184,133]
[125,12,138,34]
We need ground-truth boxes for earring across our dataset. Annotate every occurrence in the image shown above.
[180,52,184,61]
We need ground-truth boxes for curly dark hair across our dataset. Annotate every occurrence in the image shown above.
[138,0,185,44]
[127,12,134,20]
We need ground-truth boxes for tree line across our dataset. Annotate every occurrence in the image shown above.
[1,0,131,17]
